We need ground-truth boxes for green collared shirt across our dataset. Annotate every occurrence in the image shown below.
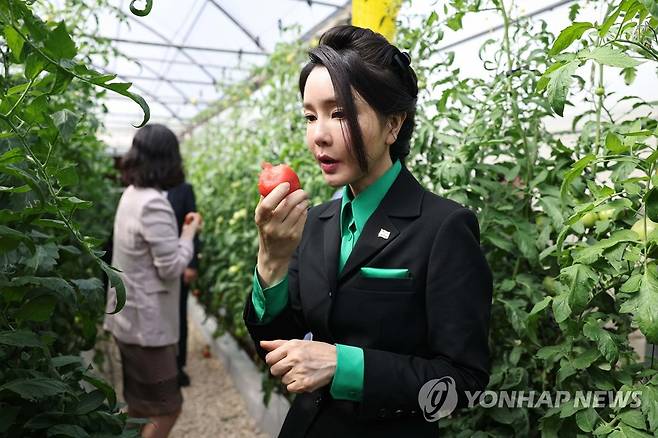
[252,160,402,402]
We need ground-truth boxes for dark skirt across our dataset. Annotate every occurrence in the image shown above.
[115,339,182,416]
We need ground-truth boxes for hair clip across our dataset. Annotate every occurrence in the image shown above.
[392,48,411,71]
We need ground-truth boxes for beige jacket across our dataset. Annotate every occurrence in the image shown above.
[103,185,194,347]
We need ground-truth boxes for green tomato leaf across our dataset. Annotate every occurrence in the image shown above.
[583,319,619,363]
[0,377,69,401]
[446,12,464,31]
[557,362,577,384]
[24,52,48,80]
[641,0,658,20]
[581,46,643,68]
[622,67,637,85]
[576,407,599,432]
[101,262,126,314]
[561,153,596,200]
[544,60,579,116]
[55,165,79,187]
[646,187,658,222]
[606,132,626,153]
[24,243,60,273]
[46,424,89,438]
[600,3,624,37]
[51,355,83,368]
[549,22,593,56]
[529,296,552,316]
[75,390,106,415]
[619,423,652,437]
[620,266,658,344]
[618,409,648,430]
[572,348,601,370]
[640,385,658,432]
[16,295,57,322]
[10,276,74,302]
[621,274,643,293]
[0,330,42,348]
[51,109,80,143]
[0,225,32,251]
[71,278,103,292]
[552,293,572,323]
[44,22,77,60]
[82,374,117,408]
[560,264,597,314]
[4,26,24,59]
[129,0,153,16]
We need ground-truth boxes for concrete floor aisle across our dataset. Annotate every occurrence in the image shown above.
[99,319,269,438]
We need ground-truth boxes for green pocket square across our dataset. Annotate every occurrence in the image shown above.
[360,267,410,279]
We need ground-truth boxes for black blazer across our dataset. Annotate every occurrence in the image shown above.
[244,165,492,438]
[167,182,200,269]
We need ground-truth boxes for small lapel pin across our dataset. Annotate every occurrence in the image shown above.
[377,228,391,239]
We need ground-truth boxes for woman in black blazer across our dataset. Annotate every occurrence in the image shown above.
[244,25,493,437]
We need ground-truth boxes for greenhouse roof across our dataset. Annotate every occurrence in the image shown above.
[88,0,350,152]
[88,0,657,153]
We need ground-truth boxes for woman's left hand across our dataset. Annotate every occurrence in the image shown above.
[260,339,336,393]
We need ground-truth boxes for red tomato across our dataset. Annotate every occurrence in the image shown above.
[258,162,301,197]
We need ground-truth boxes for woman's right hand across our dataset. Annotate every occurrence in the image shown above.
[182,212,203,239]
[255,182,309,286]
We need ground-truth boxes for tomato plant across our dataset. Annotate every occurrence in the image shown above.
[0,0,150,435]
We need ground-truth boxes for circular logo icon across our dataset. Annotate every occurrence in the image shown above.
[418,376,458,422]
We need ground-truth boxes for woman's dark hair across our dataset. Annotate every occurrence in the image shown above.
[120,124,185,189]
[299,25,418,171]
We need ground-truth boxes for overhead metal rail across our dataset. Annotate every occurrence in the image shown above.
[118,75,221,86]
[135,56,252,71]
[103,94,215,105]
[119,53,193,100]
[206,0,266,52]
[95,36,270,56]
[291,0,344,8]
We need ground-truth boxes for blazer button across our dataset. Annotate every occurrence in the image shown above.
[328,290,333,298]
[377,408,387,418]
[315,396,322,407]
[394,409,404,417]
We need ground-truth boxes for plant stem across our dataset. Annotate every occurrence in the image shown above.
[499,0,533,203]
[1,48,9,94]
[595,63,604,158]
[643,162,653,272]
[4,78,35,119]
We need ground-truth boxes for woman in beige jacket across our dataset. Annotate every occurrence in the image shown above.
[104,124,202,438]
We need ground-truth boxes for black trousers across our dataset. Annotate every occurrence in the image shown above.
[177,278,189,370]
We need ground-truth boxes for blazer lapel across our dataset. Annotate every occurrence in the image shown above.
[318,200,341,294]
[338,165,424,283]
[339,211,399,282]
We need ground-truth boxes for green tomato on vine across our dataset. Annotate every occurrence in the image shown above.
[579,212,598,228]
[631,217,658,241]
[597,208,616,221]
